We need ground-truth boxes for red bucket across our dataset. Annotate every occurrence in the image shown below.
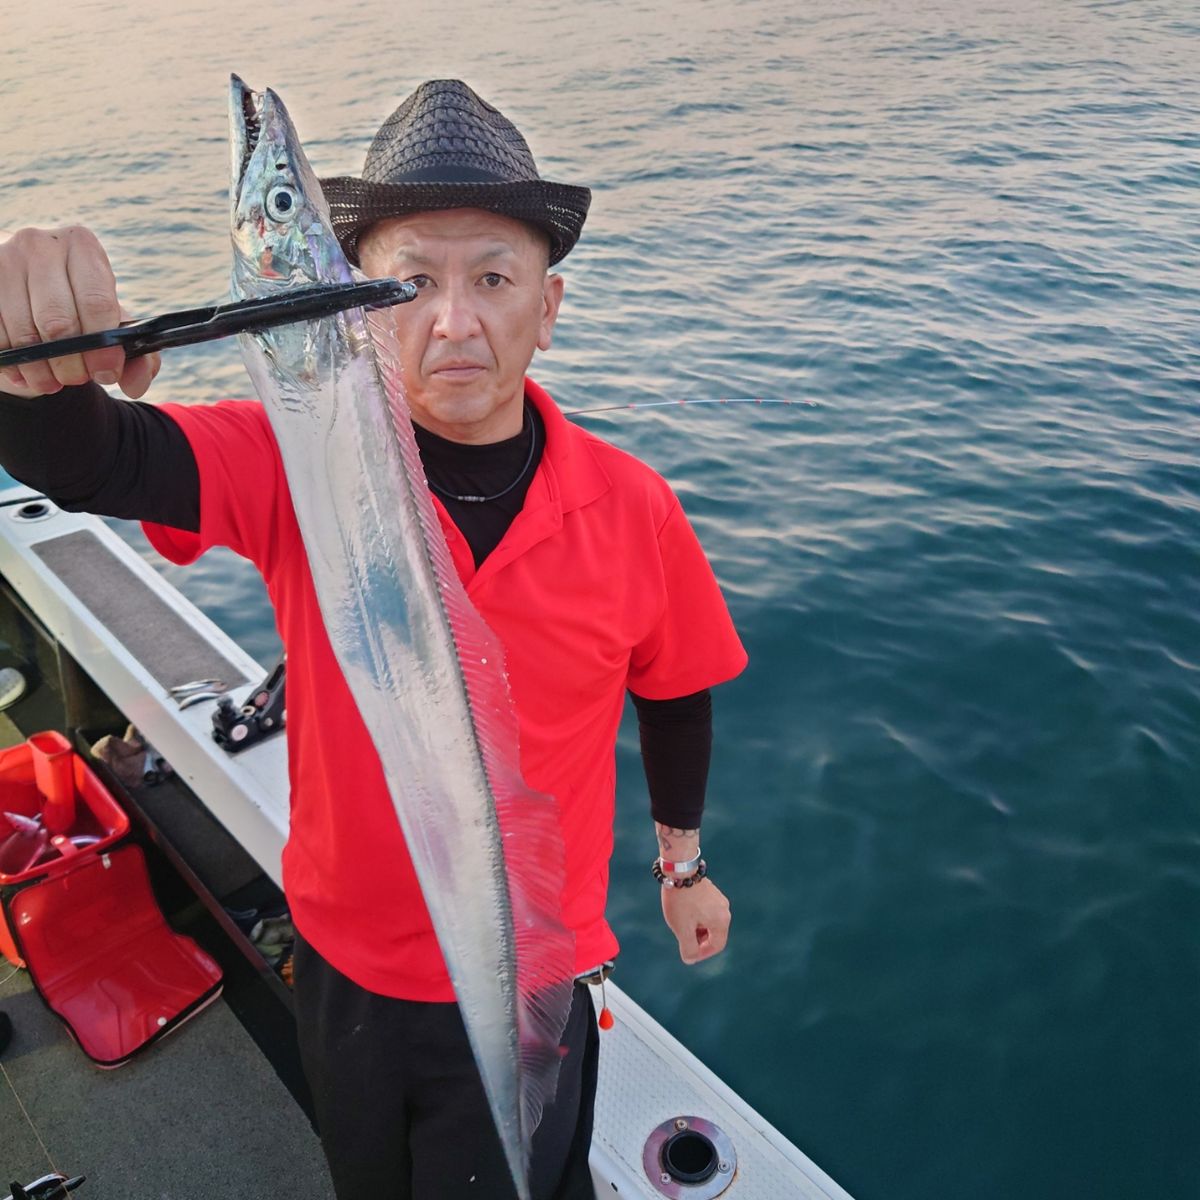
[0,732,130,966]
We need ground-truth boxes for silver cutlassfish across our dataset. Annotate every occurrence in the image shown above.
[227,75,575,1200]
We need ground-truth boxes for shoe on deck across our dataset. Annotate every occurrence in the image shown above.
[0,667,27,712]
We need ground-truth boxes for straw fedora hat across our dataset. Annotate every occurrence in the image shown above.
[320,80,591,267]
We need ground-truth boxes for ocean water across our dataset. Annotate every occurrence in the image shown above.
[2,2,1198,1197]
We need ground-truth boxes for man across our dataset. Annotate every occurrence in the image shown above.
[0,81,746,1199]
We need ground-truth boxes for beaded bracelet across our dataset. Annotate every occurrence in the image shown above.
[651,857,708,888]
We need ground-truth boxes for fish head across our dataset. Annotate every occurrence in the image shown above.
[229,74,349,294]
[229,75,356,398]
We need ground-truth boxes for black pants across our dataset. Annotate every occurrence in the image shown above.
[293,934,599,1200]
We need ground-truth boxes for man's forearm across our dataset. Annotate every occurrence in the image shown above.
[0,382,200,530]
[632,688,712,832]
[654,822,701,862]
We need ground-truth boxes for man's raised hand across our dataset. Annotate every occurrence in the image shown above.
[0,227,159,399]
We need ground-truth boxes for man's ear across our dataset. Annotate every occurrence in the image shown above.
[538,273,566,352]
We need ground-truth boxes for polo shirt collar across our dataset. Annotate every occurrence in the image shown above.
[524,377,610,515]
[433,378,611,590]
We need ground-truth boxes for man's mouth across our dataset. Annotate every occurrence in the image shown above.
[430,362,486,378]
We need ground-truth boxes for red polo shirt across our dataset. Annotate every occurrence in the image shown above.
[143,378,747,1000]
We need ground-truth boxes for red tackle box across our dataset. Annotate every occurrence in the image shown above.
[0,731,222,1065]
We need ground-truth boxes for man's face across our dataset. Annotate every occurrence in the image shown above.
[358,208,564,444]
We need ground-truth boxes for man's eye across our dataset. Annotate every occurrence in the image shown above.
[407,274,432,290]
[481,273,505,288]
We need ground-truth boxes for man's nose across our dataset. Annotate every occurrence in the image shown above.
[431,284,482,340]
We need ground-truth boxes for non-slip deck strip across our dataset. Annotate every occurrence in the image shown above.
[32,530,250,692]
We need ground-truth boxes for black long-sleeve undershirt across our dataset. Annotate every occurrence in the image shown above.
[0,384,200,529]
[0,383,713,827]
[631,688,711,830]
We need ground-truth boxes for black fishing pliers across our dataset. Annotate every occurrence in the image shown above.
[0,279,416,370]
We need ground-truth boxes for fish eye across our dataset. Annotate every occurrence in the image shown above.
[266,184,299,222]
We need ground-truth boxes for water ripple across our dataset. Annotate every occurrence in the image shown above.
[2,2,1197,1197]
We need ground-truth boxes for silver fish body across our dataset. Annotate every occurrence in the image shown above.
[227,76,574,1200]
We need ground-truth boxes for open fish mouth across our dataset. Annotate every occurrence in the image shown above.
[229,73,263,203]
